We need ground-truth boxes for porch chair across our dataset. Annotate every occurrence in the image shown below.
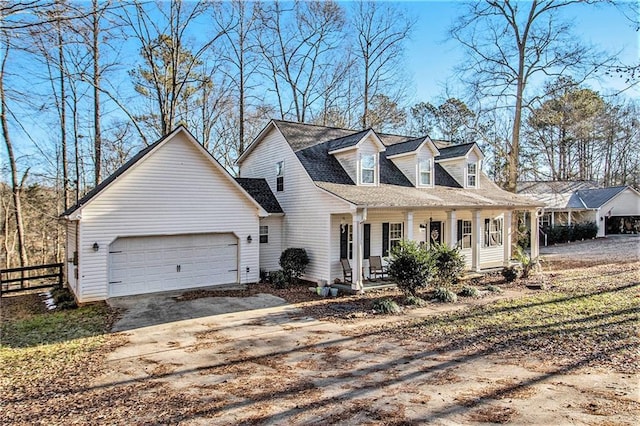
[369,256,388,280]
[340,258,353,283]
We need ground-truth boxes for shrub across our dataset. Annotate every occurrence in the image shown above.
[270,270,287,289]
[387,240,435,297]
[514,245,537,279]
[434,287,457,303]
[501,266,518,283]
[459,285,479,298]
[405,295,427,307]
[373,298,402,314]
[279,248,310,284]
[429,243,465,288]
[486,284,503,293]
[51,286,77,309]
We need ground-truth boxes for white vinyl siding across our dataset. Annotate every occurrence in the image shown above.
[74,132,260,303]
[258,216,283,272]
[239,126,350,282]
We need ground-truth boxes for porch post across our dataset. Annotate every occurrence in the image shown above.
[551,211,555,227]
[568,211,572,226]
[351,211,363,291]
[503,210,512,266]
[447,210,457,246]
[471,210,481,272]
[406,211,414,241]
[530,209,540,260]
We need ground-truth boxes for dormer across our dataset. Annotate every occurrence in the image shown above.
[435,143,484,189]
[385,137,440,188]
[328,129,386,186]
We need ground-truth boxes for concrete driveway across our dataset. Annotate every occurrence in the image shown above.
[108,290,290,332]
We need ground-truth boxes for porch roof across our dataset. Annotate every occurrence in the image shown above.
[315,174,542,209]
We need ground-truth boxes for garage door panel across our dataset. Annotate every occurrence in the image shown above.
[109,233,239,297]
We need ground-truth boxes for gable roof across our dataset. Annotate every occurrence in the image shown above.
[435,142,476,161]
[575,186,629,208]
[517,180,598,194]
[326,129,374,153]
[62,126,267,218]
[235,178,284,214]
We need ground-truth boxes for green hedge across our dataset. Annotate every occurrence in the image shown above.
[542,222,598,245]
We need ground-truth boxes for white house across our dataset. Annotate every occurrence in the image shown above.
[237,120,543,290]
[60,126,280,303]
[518,181,640,237]
[63,121,543,302]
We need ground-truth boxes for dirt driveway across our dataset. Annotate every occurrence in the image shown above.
[91,237,638,425]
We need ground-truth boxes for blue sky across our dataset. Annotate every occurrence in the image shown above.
[403,0,639,103]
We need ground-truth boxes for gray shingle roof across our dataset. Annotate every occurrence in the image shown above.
[575,186,628,208]
[435,142,475,160]
[327,129,372,152]
[384,137,427,157]
[516,180,598,194]
[316,175,540,208]
[235,178,284,214]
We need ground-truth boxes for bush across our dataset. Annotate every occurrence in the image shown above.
[501,266,518,283]
[373,298,402,315]
[514,245,537,279]
[543,222,598,245]
[51,286,77,309]
[459,285,479,298]
[405,295,427,307]
[270,270,287,289]
[387,240,435,297]
[429,243,465,288]
[486,284,503,293]
[279,248,310,284]
[434,287,457,303]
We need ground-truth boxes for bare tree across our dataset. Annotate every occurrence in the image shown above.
[451,0,607,192]
[351,1,413,129]
[255,0,347,123]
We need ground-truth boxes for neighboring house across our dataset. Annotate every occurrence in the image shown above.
[518,181,640,237]
[237,120,542,290]
[61,126,276,303]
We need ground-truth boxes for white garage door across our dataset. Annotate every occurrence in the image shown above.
[109,233,238,297]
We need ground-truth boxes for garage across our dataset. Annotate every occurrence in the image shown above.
[61,126,270,303]
[109,233,238,297]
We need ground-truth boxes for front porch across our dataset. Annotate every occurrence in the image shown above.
[330,208,539,292]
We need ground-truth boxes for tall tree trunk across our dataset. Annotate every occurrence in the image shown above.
[92,0,102,185]
[57,16,69,210]
[0,41,28,267]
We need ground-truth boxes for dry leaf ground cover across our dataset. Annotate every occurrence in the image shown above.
[1,236,638,424]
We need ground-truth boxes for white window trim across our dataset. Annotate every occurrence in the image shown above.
[485,218,503,247]
[259,225,269,244]
[389,222,403,252]
[461,220,472,249]
[466,162,478,188]
[276,160,284,192]
[359,153,377,186]
[418,158,433,187]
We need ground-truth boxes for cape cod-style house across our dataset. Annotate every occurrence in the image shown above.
[62,121,542,303]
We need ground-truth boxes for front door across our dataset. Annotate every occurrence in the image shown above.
[429,221,442,246]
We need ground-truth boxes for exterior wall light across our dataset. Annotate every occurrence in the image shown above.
[247,235,252,243]
[92,242,100,252]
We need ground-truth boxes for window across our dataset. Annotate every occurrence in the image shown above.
[259,225,268,244]
[484,218,503,247]
[419,159,432,186]
[389,223,403,252]
[276,161,284,192]
[459,220,472,249]
[539,212,551,228]
[361,154,375,184]
[467,162,477,187]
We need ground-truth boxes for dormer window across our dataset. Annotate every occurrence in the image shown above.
[361,154,376,185]
[276,161,284,191]
[467,162,477,188]
[419,159,432,186]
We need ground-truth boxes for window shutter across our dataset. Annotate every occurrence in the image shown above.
[484,218,490,247]
[340,225,348,259]
[382,222,389,257]
[457,220,463,247]
[363,224,371,259]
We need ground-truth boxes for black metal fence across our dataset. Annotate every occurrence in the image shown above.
[0,263,64,295]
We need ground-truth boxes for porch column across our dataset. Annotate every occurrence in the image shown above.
[503,210,512,266]
[530,209,540,260]
[568,211,572,226]
[551,211,555,227]
[447,210,457,247]
[351,211,363,292]
[471,210,481,272]
[406,211,414,241]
